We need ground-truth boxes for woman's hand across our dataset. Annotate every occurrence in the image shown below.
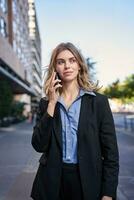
[48,71,62,104]
[101,196,112,200]
[47,71,62,116]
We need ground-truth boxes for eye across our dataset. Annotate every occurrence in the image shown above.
[70,58,76,63]
[56,59,65,65]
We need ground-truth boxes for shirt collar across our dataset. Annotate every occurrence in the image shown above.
[79,88,96,97]
[57,88,96,103]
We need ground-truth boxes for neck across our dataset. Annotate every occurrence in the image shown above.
[61,80,80,99]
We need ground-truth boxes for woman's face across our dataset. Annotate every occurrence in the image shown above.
[55,50,80,83]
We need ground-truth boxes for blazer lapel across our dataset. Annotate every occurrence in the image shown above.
[77,94,95,138]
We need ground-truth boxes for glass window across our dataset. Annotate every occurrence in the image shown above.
[13,21,17,33]
[13,40,17,52]
[0,17,7,37]
[12,0,17,16]
[0,0,7,13]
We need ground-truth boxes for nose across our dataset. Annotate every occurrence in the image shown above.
[64,60,70,69]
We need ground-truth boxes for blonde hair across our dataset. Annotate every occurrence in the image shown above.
[44,42,99,97]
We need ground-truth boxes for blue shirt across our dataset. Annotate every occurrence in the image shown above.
[57,88,96,163]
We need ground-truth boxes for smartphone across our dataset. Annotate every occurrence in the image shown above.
[55,72,61,92]
[55,72,61,80]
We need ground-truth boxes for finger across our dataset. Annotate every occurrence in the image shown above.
[48,81,62,92]
[54,83,62,90]
[49,71,56,86]
[52,71,56,81]
[52,79,61,87]
[50,70,55,81]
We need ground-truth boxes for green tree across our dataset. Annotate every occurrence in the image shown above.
[122,74,134,98]
[0,80,13,119]
[103,74,134,102]
[11,101,26,118]
[103,79,122,98]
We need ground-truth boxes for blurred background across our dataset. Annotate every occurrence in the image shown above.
[0,0,134,200]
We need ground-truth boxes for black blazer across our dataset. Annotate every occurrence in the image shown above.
[30,92,119,200]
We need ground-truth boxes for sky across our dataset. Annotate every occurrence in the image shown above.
[35,0,134,87]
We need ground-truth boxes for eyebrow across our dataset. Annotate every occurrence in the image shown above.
[56,57,75,61]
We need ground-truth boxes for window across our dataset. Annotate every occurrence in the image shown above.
[0,17,7,37]
[13,40,17,52]
[0,0,7,13]
[13,21,17,33]
[12,0,17,16]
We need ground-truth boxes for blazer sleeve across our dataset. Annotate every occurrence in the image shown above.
[100,96,119,199]
[31,98,53,153]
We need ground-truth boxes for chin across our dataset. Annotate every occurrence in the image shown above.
[62,76,77,82]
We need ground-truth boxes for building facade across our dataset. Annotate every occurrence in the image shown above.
[28,0,42,109]
[0,0,42,116]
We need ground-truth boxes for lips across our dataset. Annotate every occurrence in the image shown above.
[63,71,72,76]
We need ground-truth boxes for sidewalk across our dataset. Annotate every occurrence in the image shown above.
[5,150,40,200]
[0,121,40,200]
[0,119,134,200]
[4,145,130,200]
[115,127,134,200]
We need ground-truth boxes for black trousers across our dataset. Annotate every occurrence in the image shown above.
[59,163,84,200]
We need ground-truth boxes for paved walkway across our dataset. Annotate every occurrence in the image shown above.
[0,121,40,200]
[5,152,40,200]
[0,115,134,200]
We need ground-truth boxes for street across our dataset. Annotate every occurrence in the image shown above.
[0,121,40,200]
[114,113,134,200]
[0,114,134,200]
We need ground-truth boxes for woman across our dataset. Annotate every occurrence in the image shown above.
[30,42,119,200]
